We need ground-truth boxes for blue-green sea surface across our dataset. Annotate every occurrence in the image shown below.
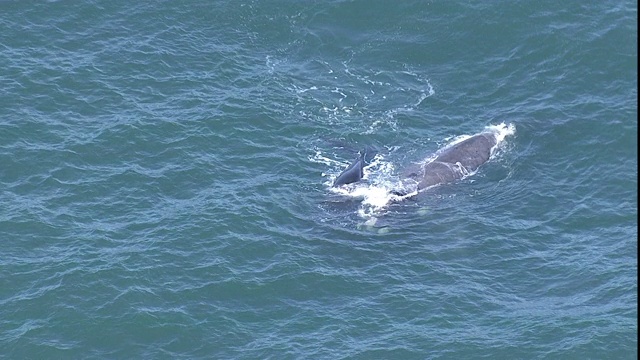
[1,1,637,359]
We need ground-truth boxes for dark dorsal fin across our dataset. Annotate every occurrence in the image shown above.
[332,152,365,187]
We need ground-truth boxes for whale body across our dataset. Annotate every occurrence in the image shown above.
[332,131,498,191]
[403,132,497,190]
[332,153,365,187]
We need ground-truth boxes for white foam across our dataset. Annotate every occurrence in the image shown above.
[329,156,419,219]
[309,149,344,168]
[486,122,516,146]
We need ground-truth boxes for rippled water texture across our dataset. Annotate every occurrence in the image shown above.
[1,1,637,359]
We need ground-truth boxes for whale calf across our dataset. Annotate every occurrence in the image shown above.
[332,152,365,187]
[332,131,498,192]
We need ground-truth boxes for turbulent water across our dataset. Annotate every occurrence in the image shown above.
[1,1,637,359]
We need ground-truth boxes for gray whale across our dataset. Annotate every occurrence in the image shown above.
[332,131,498,192]
[403,131,497,191]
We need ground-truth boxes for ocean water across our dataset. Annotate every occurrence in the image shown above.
[0,1,637,359]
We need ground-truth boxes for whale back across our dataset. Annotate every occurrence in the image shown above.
[409,132,497,190]
[434,132,497,171]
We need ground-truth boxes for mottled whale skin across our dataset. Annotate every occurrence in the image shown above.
[332,131,497,190]
[403,132,497,190]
